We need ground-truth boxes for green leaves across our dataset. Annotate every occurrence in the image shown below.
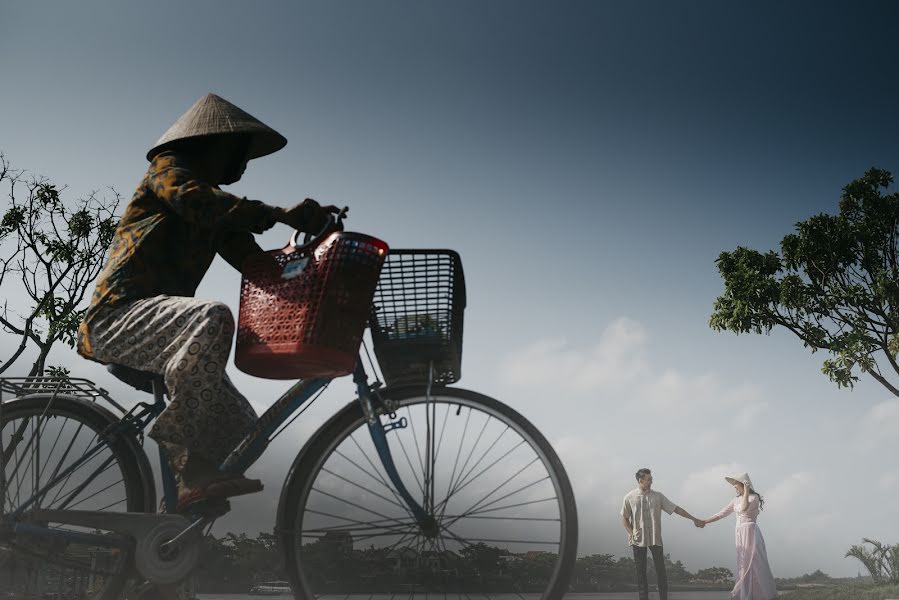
[711,169,899,397]
[44,238,75,262]
[845,538,899,585]
[0,205,26,237]
[35,183,60,207]
[45,365,71,378]
[68,208,94,239]
[710,247,781,335]
[97,216,117,246]
[695,566,734,583]
[43,302,86,349]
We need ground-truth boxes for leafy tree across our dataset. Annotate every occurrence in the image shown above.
[646,552,691,584]
[0,152,120,375]
[613,555,637,581]
[846,538,899,584]
[711,168,899,397]
[664,554,692,583]
[223,532,283,583]
[572,553,616,590]
[194,531,286,592]
[796,569,832,583]
[194,535,239,592]
[696,566,734,583]
[460,542,503,578]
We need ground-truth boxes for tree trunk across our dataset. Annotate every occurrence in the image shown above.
[28,342,51,377]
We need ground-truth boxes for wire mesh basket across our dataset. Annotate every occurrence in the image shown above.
[369,249,466,387]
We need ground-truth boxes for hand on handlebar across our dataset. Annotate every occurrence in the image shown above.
[277,199,343,233]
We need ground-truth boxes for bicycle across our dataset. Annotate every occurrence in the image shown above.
[0,223,578,600]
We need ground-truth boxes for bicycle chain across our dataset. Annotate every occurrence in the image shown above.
[4,539,129,577]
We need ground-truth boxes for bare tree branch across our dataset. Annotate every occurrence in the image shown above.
[0,154,119,375]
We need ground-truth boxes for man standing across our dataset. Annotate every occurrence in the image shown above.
[621,468,704,600]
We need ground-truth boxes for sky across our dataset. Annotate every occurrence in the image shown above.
[2,0,899,578]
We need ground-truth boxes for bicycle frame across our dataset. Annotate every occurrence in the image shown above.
[3,356,432,547]
[216,359,431,527]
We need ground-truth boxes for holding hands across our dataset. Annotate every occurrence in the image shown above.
[693,518,706,528]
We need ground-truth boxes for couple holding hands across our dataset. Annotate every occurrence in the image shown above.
[621,468,777,600]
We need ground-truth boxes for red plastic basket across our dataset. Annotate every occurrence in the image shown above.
[235,230,388,379]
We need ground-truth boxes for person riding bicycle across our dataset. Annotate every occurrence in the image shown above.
[77,93,338,512]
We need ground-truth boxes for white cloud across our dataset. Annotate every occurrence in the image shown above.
[858,399,899,451]
[766,471,814,508]
[499,317,648,391]
[501,317,768,426]
[734,400,770,429]
[778,511,837,547]
[693,430,725,450]
[553,434,625,504]
[879,472,899,490]
[634,370,766,421]
[639,369,718,412]
[678,463,745,514]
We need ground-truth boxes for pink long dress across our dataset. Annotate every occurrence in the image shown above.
[711,495,778,600]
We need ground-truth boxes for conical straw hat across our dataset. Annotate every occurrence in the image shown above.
[147,93,287,161]
[724,472,755,489]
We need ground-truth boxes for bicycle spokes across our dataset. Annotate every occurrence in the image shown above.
[295,393,568,597]
[1,408,135,583]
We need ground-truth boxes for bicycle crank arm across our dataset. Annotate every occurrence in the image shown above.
[30,509,200,586]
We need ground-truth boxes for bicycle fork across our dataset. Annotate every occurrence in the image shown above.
[352,362,439,537]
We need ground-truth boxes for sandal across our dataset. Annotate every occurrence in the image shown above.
[176,474,263,513]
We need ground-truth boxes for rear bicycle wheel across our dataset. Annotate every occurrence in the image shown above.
[0,395,155,600]
[277,386,578,600]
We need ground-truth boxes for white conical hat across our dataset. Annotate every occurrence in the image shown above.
[147,93,287,161]
[725,472,755,489]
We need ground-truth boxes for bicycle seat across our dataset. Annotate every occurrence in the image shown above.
[107,364,166,395]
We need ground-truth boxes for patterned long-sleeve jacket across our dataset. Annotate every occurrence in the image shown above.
[78,151,270,361]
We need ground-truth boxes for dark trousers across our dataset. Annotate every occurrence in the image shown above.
[632,544,667,600]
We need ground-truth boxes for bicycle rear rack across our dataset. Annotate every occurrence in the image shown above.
[0,376,126,414]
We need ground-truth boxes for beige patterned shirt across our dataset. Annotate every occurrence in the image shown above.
[620,489,677,547]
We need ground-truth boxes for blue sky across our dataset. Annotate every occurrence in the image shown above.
[2,0,899,577]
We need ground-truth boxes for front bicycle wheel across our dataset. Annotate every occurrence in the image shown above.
[0,395,155,600]
[277,386,578,600]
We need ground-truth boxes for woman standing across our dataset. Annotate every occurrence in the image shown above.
[702,473,778,600]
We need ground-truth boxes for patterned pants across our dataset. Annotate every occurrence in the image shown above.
[87,296,257,485]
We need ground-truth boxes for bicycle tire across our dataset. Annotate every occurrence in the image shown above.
[0,395,155,600]
[276,385,578,600]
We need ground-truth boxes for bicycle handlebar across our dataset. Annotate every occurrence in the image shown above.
[288,206,349,251]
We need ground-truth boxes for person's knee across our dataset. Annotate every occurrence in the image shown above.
[198,301,235,338]
[201,300,233,322]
